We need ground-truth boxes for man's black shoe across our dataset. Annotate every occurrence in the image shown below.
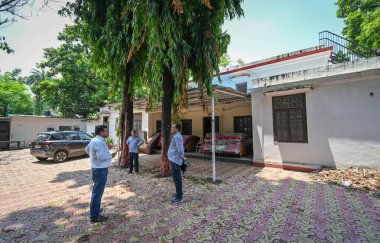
[90,215,108,223]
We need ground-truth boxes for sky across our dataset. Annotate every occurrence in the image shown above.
[0,0,345,75]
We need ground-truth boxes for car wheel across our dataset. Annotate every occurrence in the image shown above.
[54,150,68,162]
[36,157,48,161]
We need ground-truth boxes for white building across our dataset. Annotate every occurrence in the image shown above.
[212,46,332,93]
[90,46,333,147]
[251,56,380,169]
[88,45,380,169]
[0,116,87,149]
[86,104,149,146]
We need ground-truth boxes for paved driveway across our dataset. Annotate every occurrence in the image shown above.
[0,150,379,242]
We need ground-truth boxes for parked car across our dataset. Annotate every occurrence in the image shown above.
[200,133,252,157]
[30,131,93,162]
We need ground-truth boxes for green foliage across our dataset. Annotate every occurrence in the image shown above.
[64,0,244,111]
[71,1,147,98]
[0,36,14,54]
[36,25,120,117]
[219,54,231,67]
[0,70,33,116]
[336,0,380,50]
[219,54,245,67]
[123,0,244,112]
[105,137,113,145]
[25,68,47,115]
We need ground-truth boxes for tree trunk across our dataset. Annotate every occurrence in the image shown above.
[120,63,134,168]
[118,87,126,166]
[161,67,175,176]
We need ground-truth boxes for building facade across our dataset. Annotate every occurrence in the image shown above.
[0,116,87,149]
[251,57,380,168]
[92,46,333,148]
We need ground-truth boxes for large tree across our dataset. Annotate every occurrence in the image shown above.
[336,0,380,51]
[124,0,244,176]
[35,24,119,117]
[0,70,33,116]
[63,0,244,175]
[62,0,148,168]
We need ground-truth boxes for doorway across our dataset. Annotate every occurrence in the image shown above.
[0,120,10,150]
[203,116,219,138]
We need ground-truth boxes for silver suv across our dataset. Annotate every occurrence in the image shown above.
[30,131,93,162]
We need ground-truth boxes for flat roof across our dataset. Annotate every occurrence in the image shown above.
[0,115,85,120]
[251,56,380,93]
[217,46,333,76]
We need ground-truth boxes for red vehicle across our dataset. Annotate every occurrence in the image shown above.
[140,133,200,154]
[200,133,252,157]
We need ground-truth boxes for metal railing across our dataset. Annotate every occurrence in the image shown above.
[319,30,377,63]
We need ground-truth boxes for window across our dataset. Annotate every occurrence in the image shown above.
[64,133,81,140]
[181,119,192,135]
[46,127,55,132]
[103,116,109,127]
[79,133,92,140]
[50,134,63,140]
[59,126,72,131]
[133,120,142,131]
[234,116,252,137]
[34,134,51,142]
[156,120,162,133]
[236,82,248,93]
[73,126,81,131]
[272,94,308,143]
[203,117,219,138]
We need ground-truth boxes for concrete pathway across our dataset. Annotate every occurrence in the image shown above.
[0,150,379,242]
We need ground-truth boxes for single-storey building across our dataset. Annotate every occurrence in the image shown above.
[251,56,380,169]
[89,46,333,149]
[87,86,252,146]
[0,116,87,149]
[89,45,380,169]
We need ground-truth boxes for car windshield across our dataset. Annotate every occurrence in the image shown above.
[34,134,51,142]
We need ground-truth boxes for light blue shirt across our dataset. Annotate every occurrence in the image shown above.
[126,136,144,153]
[168,132,184,166]
[85,135,112,169]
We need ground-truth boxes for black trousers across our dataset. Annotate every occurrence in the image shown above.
[129,152,139,172]
[170,162,183,199]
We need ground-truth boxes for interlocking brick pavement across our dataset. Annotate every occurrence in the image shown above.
[0,150,379,242]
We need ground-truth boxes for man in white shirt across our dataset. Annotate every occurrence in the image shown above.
[168,123,185,204]
[85,125,116,223]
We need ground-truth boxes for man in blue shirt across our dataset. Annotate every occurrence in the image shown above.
[126,129,144,173]
[168,123,185,204]
[85,125,116,223]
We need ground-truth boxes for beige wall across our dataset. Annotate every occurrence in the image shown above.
[147,112,162,137]
[147,101,252,139]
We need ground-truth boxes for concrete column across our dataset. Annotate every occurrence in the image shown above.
[252,93,264,162]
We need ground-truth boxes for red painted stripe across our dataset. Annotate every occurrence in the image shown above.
[217,46,333,76]
[253,161,319,172]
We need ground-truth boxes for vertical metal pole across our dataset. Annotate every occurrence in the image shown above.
[211,96,216,182]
